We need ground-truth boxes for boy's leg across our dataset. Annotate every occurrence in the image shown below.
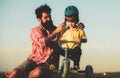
[68,47,82,70]
[73,47,82,69]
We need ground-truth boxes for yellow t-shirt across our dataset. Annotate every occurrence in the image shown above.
[59,27,87,49]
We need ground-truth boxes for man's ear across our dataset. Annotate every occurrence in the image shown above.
[37,18,41,22]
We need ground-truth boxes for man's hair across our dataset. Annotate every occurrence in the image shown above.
[35,4,51,18]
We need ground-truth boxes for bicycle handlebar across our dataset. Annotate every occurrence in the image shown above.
[52,40,76,49]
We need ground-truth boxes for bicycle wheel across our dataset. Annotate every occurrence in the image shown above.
[85,65,93,78]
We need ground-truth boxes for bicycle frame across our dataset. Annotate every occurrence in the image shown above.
[52,40,93,78]
[52,40,76,78]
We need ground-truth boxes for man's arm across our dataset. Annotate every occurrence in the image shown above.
[46,22,65,41]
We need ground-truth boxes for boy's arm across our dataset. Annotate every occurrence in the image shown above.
[80,30,87,43]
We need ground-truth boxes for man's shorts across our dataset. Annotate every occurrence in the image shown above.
[16,59,52,77]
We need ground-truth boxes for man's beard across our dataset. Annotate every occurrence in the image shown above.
[41,21,55,30]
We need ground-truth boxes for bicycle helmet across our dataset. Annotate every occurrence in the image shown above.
[65,5,79,16]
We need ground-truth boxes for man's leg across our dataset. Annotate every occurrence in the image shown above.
[28,64,52,78]
[7,68,25,78]
[7,59,36,78]
[28,66,42,78]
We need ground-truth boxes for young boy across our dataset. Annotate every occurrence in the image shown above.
[59,5,87,70]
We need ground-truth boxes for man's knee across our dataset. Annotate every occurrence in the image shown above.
[7,68,25,78]
[28,67,42,78]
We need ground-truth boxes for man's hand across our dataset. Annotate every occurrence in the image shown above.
[49,64,56,71]
[55,22,66,33]
[46,22,66,41]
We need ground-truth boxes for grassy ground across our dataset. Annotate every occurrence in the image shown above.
[0,72,120,78]
[94,72,120,78]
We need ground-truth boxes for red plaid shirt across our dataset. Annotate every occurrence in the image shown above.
[28,25,55,64]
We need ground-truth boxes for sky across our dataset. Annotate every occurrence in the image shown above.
[0,0,120,73]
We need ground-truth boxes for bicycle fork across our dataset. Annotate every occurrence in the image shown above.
[61,48,70,78]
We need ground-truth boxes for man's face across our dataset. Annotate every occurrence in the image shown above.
[40,12,53,30]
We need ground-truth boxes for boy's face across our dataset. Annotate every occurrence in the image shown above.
[65,16,77,28]
[66,21,76,28]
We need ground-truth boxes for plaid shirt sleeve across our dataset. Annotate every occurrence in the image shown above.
[30,26,46,48]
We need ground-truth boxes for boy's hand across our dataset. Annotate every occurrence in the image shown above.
[75,39,81,44]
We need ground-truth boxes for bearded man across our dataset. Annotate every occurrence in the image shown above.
[7,4,65,78]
